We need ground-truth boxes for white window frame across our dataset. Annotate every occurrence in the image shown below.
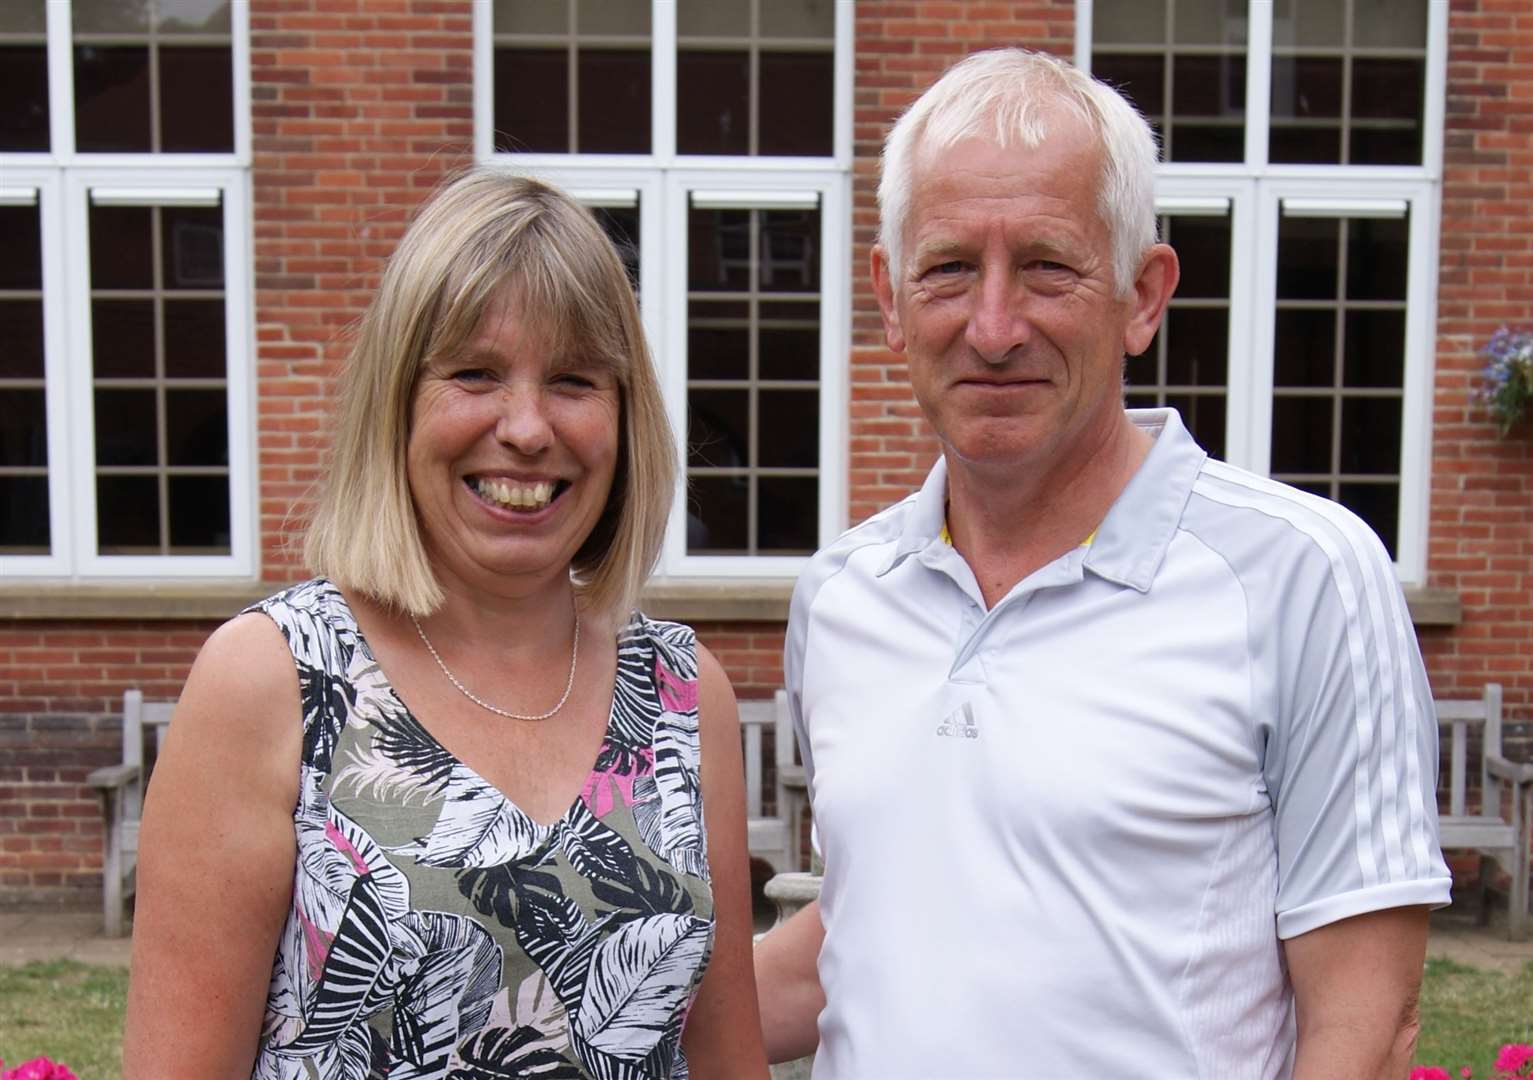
[1078,0,1447,584]
[0,1,254,580]
[474,0,853,578]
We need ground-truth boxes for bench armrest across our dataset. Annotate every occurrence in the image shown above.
[87,763,141,791]
[1486,754,1533,787]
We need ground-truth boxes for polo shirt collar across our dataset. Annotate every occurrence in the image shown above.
[874,408,1206,589]
[1083,407,1207,592]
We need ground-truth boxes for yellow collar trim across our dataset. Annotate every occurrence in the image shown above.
[938,520,1096,548]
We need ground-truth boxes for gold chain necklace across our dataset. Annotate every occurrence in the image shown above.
[410,598,580,721]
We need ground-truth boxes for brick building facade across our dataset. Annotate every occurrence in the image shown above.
[1,0,1529,906]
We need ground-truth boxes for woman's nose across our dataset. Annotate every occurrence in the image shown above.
[494,385,554,454]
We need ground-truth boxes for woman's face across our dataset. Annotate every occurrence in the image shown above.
[406,287,621,599]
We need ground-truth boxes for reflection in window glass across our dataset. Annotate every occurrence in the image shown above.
[0,203,49,553]
[1093,0,1246,163]
[493,0,651,154]
[686,199,822,555]
[1270,206,1410,556]
[72,4,235,153]
[1270,0,1427,165]
[677,2,834,157]
[89,197,232,557]
[1125,213,1231,459]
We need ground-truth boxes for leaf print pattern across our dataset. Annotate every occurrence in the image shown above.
[249,581,713,1079]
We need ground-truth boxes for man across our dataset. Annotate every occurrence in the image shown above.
[755,48,1451,1079]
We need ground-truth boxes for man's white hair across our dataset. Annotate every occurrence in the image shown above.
[878,48,1160,297]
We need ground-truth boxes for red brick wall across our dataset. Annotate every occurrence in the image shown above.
[252,0,475,581]
[1419,0,1533,739]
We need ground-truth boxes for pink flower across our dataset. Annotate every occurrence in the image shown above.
[1465,1069,1475,1080]
[1411,1068,1454,1080]
[0,1058,80,1080]
[1495,1045,1533,1077]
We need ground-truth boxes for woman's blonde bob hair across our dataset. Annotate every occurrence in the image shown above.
[304,167,675,619]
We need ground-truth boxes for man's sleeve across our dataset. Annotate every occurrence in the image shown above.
[1262,506,1453,940]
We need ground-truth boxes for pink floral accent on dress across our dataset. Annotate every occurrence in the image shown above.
[656,661,698,713]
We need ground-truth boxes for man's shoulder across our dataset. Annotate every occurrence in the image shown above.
[1181,458,1397,595]
[790,492,920,617]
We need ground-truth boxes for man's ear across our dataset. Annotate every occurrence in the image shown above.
[870,244,906,354]
[1122,243,1180,358]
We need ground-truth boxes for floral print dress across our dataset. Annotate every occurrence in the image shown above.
[247,580,713,1080]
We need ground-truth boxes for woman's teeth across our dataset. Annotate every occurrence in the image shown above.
[475,478,555,510]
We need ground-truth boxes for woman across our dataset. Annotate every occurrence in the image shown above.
[122,169,770,1079]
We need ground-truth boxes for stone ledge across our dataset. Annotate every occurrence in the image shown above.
[0,578,1460,627]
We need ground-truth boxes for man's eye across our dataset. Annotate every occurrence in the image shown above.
[1030,260,1070,273]
[927,261,967,276]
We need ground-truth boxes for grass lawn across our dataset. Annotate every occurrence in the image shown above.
[0,956,1529,1079]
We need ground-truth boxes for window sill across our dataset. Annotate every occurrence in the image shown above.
[0,577,799,624]
[0,580,1462,627]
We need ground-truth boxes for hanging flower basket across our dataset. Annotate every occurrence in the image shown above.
[1479,327,1533,437]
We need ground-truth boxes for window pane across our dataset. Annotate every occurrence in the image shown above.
[163,205,226,289]
[0,204,43,290]
[74,0,152,32]
[1338,482,1398,558]
[75,45,152,152]
[590,205,640,289]
[1340,396,1402,475]
[168,474,230,552]
[92,299,157,378]
[95,389,158,466]
[495,48,569,153]
[166,389,228,466]
[0,301,44,378]
[1342,310,1406,388]
[760,210,819,292]
[160,46,234,152]
[164,299,227,377]
[759,316,819,382]
[494,0,568,34]
[157,0,231,33]
[577,49,650,153]
[0,46,50,151]
[759,51,833,156]
[1167,216,1231,299]
[758,391,817,468]
[1345,216,1409,301]
[688,388,749,469]
[689,208,751,292]
[1275,0,1344,48]
[1169,55,1244,162]
[1176,0,1245,45]
[689,320,750,381]
[0,476,49,552]
[1273,308,1336,387]
[96,474,160,553]
[1354,0,1427,48]
[1092,53,1165,120]
[687,475,749,553]
[761,0,835,37]
[678,0,749,38]
[1276,215,1338,300]
[1095,0,1167,43]
[0,390,47,468]
[1167,392,1226,459]
[91,205,155,290]
[579,0,649,35]
[678,50,750,154]
[1271,395,1332,474]
[1163,308,1228,387]
[757,476,817,553]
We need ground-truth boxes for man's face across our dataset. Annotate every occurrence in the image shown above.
[874,121,1162,479]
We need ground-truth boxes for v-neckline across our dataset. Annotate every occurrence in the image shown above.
[332,584,627,831]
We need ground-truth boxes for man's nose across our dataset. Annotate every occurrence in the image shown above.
[494,384,554,454]
[964,269,1031,364]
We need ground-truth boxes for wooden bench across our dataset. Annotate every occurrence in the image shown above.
[87,689,176,937]
[1437,683,1532,939]
[739,689,808,875]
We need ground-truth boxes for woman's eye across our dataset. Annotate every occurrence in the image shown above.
[553,370,600,390]
[451,368,498,386]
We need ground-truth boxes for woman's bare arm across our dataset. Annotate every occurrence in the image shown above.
[677,645,771,1079]
[122,612,303,1080]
